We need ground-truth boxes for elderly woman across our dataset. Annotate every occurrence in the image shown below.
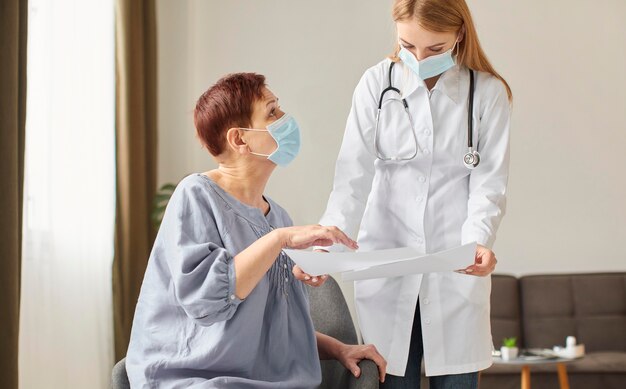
[126,73,387,388]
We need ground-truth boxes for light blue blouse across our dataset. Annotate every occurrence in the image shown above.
[126,174,322,388]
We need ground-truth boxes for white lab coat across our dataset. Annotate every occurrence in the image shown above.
[319,58,511,377]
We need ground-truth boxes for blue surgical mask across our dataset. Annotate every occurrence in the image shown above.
[398,41,457,80]
[241,113,301,167]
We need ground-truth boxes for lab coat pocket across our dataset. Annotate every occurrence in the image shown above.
[376,97,416,160]
[449,272,491,306]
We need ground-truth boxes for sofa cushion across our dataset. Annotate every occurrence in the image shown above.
[520,273,626,352]
[491,274,523,349]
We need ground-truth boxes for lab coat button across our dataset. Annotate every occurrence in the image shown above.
[417,237,424,244]
[425,318,431,325]
[423,298,430,305]
[283,263,287,269]
[424,129,431,136]
[230,294,236,300]
[415,196,424,203]
[419,176,426,183]
[423,149,431,155]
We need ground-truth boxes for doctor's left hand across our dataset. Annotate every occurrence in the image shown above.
[460,244,497,277]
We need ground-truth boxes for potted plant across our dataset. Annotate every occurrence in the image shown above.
[151,182,177,229]
[501,337,519,361]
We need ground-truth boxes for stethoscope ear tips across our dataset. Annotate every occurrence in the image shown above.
[463,150,481,169]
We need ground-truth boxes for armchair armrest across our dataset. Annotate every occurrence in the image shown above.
[348,359,380,389]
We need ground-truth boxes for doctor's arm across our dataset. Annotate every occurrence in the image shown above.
[318,69,380,245]
[293,69,380,285]
[461,78,511,277]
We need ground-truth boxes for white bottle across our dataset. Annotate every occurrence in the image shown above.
[566,336,576,348]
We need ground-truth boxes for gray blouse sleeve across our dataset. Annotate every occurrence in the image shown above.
[158,179,242,326]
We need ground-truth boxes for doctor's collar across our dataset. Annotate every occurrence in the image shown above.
[399,61,462,104]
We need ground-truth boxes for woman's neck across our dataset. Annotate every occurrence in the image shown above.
[425,74,441,91]
[205,161,274,212]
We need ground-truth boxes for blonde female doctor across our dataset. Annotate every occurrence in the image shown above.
[305,0,512,387]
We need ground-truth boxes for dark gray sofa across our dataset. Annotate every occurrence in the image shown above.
[480,272,626,389]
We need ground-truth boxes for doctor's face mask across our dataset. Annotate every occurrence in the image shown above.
[239,113,302,167]
[399,39,458,81]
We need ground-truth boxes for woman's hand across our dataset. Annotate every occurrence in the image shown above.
[235,227,353,300]
[458,244,497,276]
[276,225,358,251]
[279,226,355,287]
[336,343,387,383]
[292,265,328,287]
[293,248,330,287]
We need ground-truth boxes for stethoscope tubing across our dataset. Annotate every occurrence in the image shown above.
[374,60,478,168]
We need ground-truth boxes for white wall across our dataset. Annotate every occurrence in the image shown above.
[157,0,626,323]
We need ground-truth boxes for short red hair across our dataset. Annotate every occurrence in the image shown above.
[194,73,267,156]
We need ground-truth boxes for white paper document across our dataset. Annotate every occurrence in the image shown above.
[284,242,476,281]
[283,247,422,276]
[341,243,476,281]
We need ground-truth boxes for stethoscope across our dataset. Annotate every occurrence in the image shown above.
[374,61,480,169]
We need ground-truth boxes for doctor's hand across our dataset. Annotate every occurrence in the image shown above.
[336,343,387,383]
[459,244,497,277]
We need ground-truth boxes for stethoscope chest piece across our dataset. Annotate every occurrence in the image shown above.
[463,148,481,169]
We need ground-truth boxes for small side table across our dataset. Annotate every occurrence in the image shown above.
[490,356,578,389]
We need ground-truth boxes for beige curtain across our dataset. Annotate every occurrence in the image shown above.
[0,1,27,388]
[113,0,158,361]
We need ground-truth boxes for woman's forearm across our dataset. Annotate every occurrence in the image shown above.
[316,331,344,360]
[233,224,356,299]
[233,230,284,299]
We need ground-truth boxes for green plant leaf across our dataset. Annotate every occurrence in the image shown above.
[160,183,177,192]
[153,204,167,212]
[154,193,173,203]
[151,181,178,228]
[502,337,517,348]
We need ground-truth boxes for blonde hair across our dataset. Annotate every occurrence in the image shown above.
[391,0,512,101]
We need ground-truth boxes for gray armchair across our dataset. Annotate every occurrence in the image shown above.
[111,358,130,389]
[308,275,380,389]
[112,276,379,389]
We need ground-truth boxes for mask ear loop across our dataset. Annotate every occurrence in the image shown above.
[450,35,462,58]
[449,35,461,67]
[453,25,465,57]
